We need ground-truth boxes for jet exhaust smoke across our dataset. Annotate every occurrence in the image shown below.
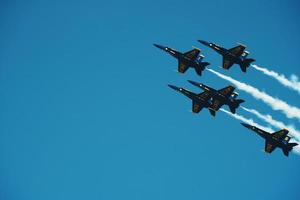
[241,106,300,142]
[207,68,300,122]
[220,108,274,133]
[252,64,300,95]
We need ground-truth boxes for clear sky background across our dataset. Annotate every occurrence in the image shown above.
[1,0,300,200]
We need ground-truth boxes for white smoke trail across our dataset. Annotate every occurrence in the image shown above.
[207,68,300,122]
[241,106,300,142]
[221,108,300,156]
[252,64,300,95]
[220,108,274,132]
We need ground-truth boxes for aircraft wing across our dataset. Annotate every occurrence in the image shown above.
[184,49,200,60]
[222,58,234,70]
[229,45,246,57]
[197,91,213,101]
[272,129,289,140]
[265,141,276,153]
[192,101,203,113]
[192,91,213,113]
[218,86,235,98]
[178,62,188,73]
[209,98,224,111]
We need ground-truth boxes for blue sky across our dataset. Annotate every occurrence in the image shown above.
[1,0,300,200]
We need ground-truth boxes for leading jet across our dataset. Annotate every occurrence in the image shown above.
[168,84,215,116]
[241,123,298,157]
[198,40,255,72]
[154,44,210,76]
[188,80,245,116]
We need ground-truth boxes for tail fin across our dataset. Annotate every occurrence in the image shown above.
[208,108,216,117]
[194,62,209,76]
[201,62,210,68]
[282,143,298,157]
[240,58,255,72]
[229,99,245,114]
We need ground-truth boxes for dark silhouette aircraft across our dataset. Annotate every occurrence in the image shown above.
[168,84,215,116]
[241,123,298,157]
[188,80,244,116]
[198,40,255,72]
[154,44,210,76]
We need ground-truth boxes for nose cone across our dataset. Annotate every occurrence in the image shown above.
[153,43,166,50]
[198,40,210,46]
[168,84,180,92]
[188,80,201,87]
[241,123,252,129]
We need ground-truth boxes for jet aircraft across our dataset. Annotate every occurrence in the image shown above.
[241,123,298,157]
[154,44,210,76]
[168,84,215,116]
[198,40,255,72]
[188,80,244,116]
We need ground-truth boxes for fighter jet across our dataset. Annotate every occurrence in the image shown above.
[188,80,244,116]
[198,40,255,72]
[241,123,298,157]
[168,84,215,116]
[154,44,210,76]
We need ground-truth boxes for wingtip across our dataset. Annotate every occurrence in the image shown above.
[236,42,247,47]
[191,46,201,51]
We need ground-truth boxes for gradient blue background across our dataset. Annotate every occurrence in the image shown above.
[1,1,300,199]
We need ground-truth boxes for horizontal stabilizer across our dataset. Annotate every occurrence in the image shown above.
[282,143,297,157]
[229,99,245,114]
[240,58,255,72]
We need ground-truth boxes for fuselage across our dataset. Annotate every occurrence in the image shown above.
[176,88,210,107]
[162,47,204,69]
[209,43,245,64]
[248,126,289,150]
[195,83,237,107]
[212,91,236,106]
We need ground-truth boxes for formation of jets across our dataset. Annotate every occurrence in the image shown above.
[168,81,244,116]
[154,39,298,157]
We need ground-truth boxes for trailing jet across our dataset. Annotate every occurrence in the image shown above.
[241,123,298,157]
[168,84,215,116]
[198,40,255,72]
[154,44,210,76]
[188,80,244,116]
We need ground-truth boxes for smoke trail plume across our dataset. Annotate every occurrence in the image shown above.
[241,107,300,141]
[252,64,300,95]
[221,108,300,156]
[220,108,274,132]
[207,68,300,122]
